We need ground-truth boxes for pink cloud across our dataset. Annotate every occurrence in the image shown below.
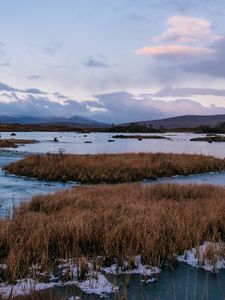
[135,45,215,57]
[156,15,223,43]
[135,15,223,59]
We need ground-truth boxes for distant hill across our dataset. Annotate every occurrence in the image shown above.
[3,114,225,131]
[132,114,225,129]
[0,115,107,128]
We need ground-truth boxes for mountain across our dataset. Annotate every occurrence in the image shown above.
[131,114,225,129]
[0,115,107,128]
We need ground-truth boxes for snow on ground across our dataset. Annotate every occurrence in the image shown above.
[178,242,225,272]
[0,260,115,299]
[3,245,224,299]
[67,274,114,295]
[0,279,56,299]
[0,275,114,299]
[103,255,160,280]
[0,255,160,298]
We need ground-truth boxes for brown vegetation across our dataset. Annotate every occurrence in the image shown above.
[4,152,225,183]
[0,139,38,149]
[0,183,224,283]
[112,135,168,139]
[190,135,225,142]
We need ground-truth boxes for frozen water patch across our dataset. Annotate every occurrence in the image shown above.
[178,242,225,272]
[0,260,114,299]
[0,275,113,299]
[0,256,161,298]
[0,279,56,298]
[103,255,160,279]
[66,274,114,296]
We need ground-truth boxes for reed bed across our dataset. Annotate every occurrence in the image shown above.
[0,183,225,283]
[4,152,225,183]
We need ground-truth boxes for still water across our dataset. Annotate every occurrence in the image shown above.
[0,151,74,218]
[1,131,225,157]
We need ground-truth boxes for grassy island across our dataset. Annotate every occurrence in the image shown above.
[112,135,169,140]
[190,135,225,142]
[0,139,38,148]
[4,152,225,183]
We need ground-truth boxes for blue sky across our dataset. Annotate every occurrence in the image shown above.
[1,0,225,122]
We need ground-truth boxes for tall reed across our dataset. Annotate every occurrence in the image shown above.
[0,183,224,283]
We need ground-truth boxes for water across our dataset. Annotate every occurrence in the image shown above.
[144,171,225,186]
[1,131,225,157]
[15,264,225,300]
[0,151,74,218]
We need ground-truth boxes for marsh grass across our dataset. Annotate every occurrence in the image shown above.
[0,139,37,149]
[4,152,225,183]
[0,183,225,285]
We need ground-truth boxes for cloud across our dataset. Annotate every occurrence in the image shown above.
[0,82,20,92]
[53,92,68,100]
[152,86,225,97]
[0,43,6,58]
[182,39,225,78]
[0,82,45,94]
[0,62,10,67]
[43,47,57,56]
[53,65,70,69]
[27,75,44,80]
[42,42,62,56]
[156,15,223,43]
[89,92,225,123]
[0,49,6,57]
[1,82,225,123]
[25,88,46,95]
[129,13,148,22]
[85,58,109,68]
[135,15,223,60]
[135,45,214,57]
[0,93,87,117]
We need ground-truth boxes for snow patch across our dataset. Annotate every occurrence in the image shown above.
[103,255,160,278]
[178,242,225,272]
[0,278,56,299]
[0,255,160,298]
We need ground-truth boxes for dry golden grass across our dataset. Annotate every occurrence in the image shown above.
[4,152,225,183]
[0,139,37,149]
[0,183,225,283]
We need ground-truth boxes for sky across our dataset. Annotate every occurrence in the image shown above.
[1,0,225,123]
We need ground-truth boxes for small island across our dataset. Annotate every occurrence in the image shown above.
[112,134,169,140]
[190,135,225,143]
[4,152,225,183]
[0,139,38,148]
